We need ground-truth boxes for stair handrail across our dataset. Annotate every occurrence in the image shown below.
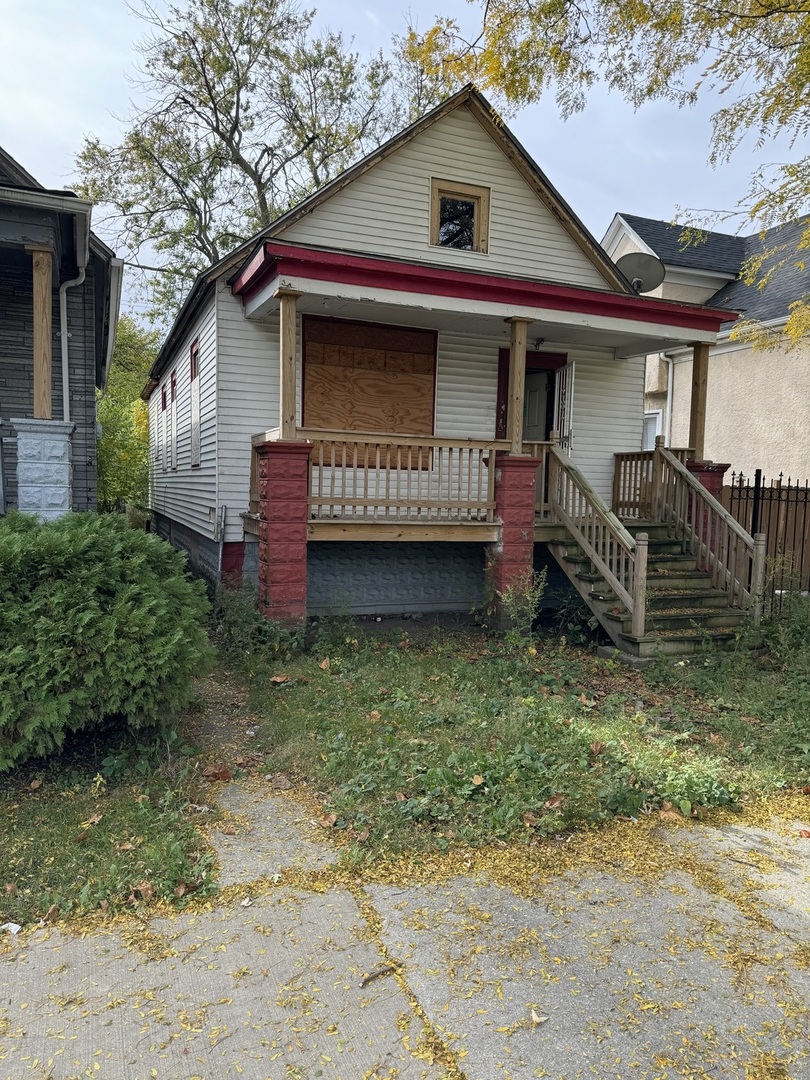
[549,443,648,637]
[656,444,767,620]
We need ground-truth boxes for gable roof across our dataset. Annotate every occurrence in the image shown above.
[148,86,634,385]
[708,217,810,323]
[616,212,809,324]
[0,145,41,189]
[618,214,746,275]
[264,86,629,293]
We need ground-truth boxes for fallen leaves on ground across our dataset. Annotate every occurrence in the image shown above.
[203,763,233,782]
[268,773,293,790]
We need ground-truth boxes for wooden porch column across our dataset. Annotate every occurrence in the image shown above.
[688,341,710,461]
[26,246,53,420]
[506,317,532,455]
[276,288,303,439]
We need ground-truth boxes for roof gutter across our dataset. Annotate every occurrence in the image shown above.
[0,185,93,223]
[99,258,124,392]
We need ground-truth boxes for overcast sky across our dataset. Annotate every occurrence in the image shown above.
[0,1,796,254]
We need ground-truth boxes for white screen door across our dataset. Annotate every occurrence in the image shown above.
[553,361,575,452]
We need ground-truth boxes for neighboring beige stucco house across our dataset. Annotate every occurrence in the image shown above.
[603,214,810,483]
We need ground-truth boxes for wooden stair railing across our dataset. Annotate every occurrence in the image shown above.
[613,446,693,519]
[655,444,767,621]
[549,444,648,638]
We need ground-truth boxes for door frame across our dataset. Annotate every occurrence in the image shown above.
[496,349,568,440]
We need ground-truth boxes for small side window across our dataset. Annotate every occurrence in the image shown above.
[430,179,490,253]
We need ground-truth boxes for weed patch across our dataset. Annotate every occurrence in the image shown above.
[0,721,216,925]
[230,621,793,861]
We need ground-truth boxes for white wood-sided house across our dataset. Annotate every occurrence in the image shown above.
[144,87,766,658]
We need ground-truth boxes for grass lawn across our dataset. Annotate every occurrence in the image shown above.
[225,603,810,864]
[0,722,217,926]
[2,596,807,926]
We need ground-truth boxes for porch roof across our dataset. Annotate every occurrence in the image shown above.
[231,241,738,356]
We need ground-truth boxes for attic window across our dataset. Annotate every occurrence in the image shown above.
[430,179,490,253]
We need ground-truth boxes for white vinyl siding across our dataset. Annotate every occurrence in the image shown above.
[278,106,608,290]
[170,372,177,470]
[434,330,644,505]
[569,346,646,502]
[434,330,499,439]
[216,282,280,542]
[148,293,218,538]
[190,340,201,467]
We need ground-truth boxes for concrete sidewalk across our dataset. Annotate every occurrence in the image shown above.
[1,781,808,1080]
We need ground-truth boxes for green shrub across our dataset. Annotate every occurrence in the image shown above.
[0,512,212,771]
[214,584,304,669]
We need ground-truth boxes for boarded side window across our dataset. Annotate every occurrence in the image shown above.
[302,316,437,436]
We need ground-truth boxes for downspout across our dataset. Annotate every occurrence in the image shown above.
[57,205,92,423]
[662,352,675,445]
[58,269,85,422]
[215,505,227,582]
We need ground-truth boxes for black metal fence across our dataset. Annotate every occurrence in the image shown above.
[722,470,810,605]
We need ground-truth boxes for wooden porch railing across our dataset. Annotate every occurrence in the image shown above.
[549,444,648,637]
[613,447,693,519]
[521,440,554,517]
[657,446,767,618]
[299,429,509,523]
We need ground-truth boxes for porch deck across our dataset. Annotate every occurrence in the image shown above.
[248,430,765,656]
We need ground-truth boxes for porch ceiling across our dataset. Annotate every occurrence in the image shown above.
[264,289,712,359]
[234,243,734,357]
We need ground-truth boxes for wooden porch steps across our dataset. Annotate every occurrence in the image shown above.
[548,519,750,659]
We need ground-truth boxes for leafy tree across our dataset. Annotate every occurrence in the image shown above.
[77,0,401,318]
[407,0,810,338]
[97,315,159,511]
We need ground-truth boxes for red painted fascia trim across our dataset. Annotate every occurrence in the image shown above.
[231,244,268,297]
[233,242,736,334]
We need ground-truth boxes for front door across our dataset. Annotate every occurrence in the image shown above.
[523,371,549,444]
[496,348,567,441]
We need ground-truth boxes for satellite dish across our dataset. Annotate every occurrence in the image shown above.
[616,252,666,294]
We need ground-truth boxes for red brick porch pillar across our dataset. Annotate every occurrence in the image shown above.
[487,454,541,619]
[686,460,731,553]
[255,439,313,624]
[686,460,730,500]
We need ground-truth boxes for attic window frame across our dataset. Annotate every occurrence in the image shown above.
[430,178,490,254]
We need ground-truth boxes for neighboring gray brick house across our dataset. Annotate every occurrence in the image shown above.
[0,147,122,518]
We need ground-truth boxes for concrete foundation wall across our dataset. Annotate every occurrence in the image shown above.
[307,542,485,615]
[152,510,221,584]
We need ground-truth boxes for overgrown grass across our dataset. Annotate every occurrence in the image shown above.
[647,595,810,783]
[219,595,809,864]
[0,720,217,926]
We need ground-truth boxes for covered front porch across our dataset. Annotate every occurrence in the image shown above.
[231,241,753,649]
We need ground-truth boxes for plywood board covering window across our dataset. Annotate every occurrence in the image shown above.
[302,316,437,436]
[430,178,490,253]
